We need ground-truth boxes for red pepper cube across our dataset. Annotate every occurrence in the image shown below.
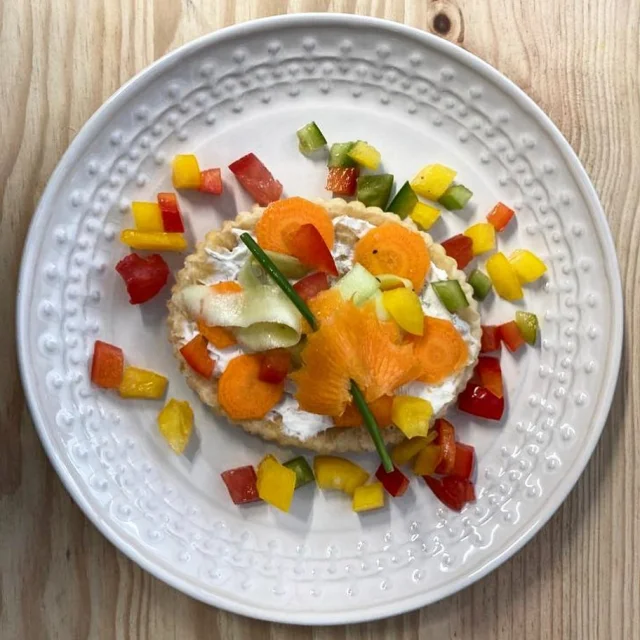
[434,418,456,475]
[221,466,261,504]
[457,382,505,421]
[451,442,475,481]
[290,224,338,276]
[90,340,124,389]
[487,202,515,232]
[228,153,283,206]
[258,349,291,384]
[499,320,526,353]
[200,168,223,195]
[476,356,503,398]
[375,464,409,497]
[157,192,185,233]
[441,234,474,270]
[180,335,214,378]
[293,272,329,302]
[480,325,501,353]
[115,253,170,304]
[326,167,359,196]
[424,475,475,512]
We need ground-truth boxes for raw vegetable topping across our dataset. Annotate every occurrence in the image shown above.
[297,121,327,154]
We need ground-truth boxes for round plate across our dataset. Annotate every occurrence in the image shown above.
[18,14,622,625]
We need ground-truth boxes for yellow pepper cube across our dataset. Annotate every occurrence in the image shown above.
[313,456,369,495]
[413,444,442,476]
[120,230,187,252]
[157,398,194,454]
[352,482,385,513]
[410,201,441,230]
[391,396,433,439]
[486,252,523,300]
[411,164,457,201]
[172,154,202,189]
[347,141,381,170]
[464,223,496,255]
[119,366,168,399]
[391,433,436,466]
[509,249,547,284]
[256,455,297,512]
[382,288,424,335]
[131,202,163,232]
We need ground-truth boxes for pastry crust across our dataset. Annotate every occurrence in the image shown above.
[167,198,481,453]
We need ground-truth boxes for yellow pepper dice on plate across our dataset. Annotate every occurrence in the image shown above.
[131,201,164,232]
[347,141,381,170]
[382,288,424,336]
[391,433,437,466]
[464,222,496,255]
[256,454,297,512]
[486,252,524,301]
[352,482,385,513]
[313,456,369,495]
[157,398,194,454]
[391,396,433,439]
[118,366,168,399]
[413,443,442,476]
[508,249,547,284]
[172,154,202,189]
[410,164,457,201]
[120,229,187,252]
[410,201,441,230]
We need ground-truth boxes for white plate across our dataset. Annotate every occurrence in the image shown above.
[17,14,623,625]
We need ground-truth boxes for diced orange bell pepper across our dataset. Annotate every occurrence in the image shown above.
[508,249,547,284]
[90,340,124,389]
[411,164,456,201]
[197,321,237,349]
[463,223,496,255]
[352,482,385,512]
[120,230,187,252]
[382,288,424,336]
[391,433,437,466]
[118,366,168,399]
[391,396,433,439]
[172,154,202,190]
[157,398,194,454]
[180,335,214,378]
[486,252,523,301]
[256,454,297,512]
[199,168,223,195]
[131,202,164,232]
[313,456,369,495]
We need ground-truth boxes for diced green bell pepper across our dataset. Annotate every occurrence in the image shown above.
[467,269,492,301]
[387,181,418,219]
[432,280,470,313]
[356,174,394,209]
[515,311,539,345]
[328,142,356,168]
[284,456,315,488]
[438,184,473,210]
[296,121,327,154]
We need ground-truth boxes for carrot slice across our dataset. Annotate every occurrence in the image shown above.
[411,316,469,384]
[198,281,243,347]
[255,197,335,255]
[333,395,394,428]
[218,354,284,420]
[354,223,430,291]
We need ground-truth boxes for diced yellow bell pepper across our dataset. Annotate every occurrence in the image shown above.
[313,456,369,495]
[410,201,441,230]
[376,274,413,291]
[464,223,496,255]
[486,252,523,301]
[131,202,164,232]
[508,249,547,284]
[382,288,424,336]
[352,482,385,513]
[391,433,437,466]
[347,141,381,170]
[119,366,168,399]
[157,398,194,454]
[120,230,187,252]
[410,164,457,201]
[412,444,442,476]
[172,154,202,189]
[256,455,297,512]
[391,396,433,439]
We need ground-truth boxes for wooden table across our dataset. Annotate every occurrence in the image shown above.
[1,1,638,638]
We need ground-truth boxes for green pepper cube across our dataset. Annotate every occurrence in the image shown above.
[357,174,394,209]
[284,456,315,488]
[387,181,418,219]
[515,311,539,345]
[328,142,356,168]
[438,184,473,210]
[296,121,327,155]
[432,280,470,313]
[467,269,493,301]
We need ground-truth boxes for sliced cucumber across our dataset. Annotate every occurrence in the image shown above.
[239,252,309,288]
[335,263,380,305]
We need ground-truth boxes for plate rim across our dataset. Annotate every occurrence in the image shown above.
[17,12,624,625]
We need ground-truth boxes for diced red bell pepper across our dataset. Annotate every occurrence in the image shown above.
[458,383,505,421]
[434,418,456,475]
[289,224,338,276]
[480,325,501,353]
[293,272,329,302]
[451,442,475,481]
[200,168,223,195]
[441,234,474,270]
[375,464,409,497]
[487,202,515,232]
[476,356,503,398]
[220,465,261,504]
[90,340,124,389]
[157,193,184,232]
[258,349,291,384]
[424,475,475,512]
[499,320,526,353]
[115,253,170,304]
[326,167,359,196]
[180,335,214,378]
[228,153,283,206]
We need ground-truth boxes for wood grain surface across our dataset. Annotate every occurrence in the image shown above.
[1,1,638,638]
